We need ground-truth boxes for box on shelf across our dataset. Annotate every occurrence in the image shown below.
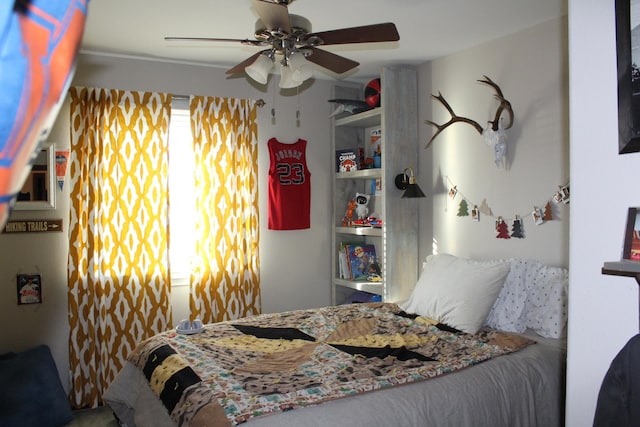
[367,128,381,157]
[335,149,359,172]
[363,127,382,169]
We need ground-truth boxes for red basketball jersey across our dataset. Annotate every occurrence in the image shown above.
[268,138,311,230]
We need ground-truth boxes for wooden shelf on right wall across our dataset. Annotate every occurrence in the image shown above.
[601,264,640,285]
[602,264,640,327]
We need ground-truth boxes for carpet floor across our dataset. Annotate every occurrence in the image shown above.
[66,406,120,427]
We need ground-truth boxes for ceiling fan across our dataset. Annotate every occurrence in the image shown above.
[165,0,400,87]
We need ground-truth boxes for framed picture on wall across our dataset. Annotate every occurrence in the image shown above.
[17,274,42,305]
[615,0,640,154]
[622,206,640,261]
[602,207,640,274]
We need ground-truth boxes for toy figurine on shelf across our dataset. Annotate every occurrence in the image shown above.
[355,193,370,219]
[344,193,381,228]
[366,256,382,282]
[342,198,356,226]
[368,217,383,228]
[368,256,381,275]
[352,216,383,228]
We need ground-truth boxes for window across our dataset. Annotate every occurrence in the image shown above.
[168,106,195,285]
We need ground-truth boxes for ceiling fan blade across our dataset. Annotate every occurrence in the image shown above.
[165,36,265,47]
[305,47,359,74]
[305,22,399,46]
[252,0,291,34]
[226,51,266,75]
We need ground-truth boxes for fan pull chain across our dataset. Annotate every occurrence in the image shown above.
[296,86,301,127]
[271,78,276,125]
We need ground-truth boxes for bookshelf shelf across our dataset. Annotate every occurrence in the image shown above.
[335,226,382,237]
[335,169,382,180]
[333,278,384,295]
[602,264,640,327]
[335,107,383,128]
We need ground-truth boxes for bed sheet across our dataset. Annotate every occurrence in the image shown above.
[104,320,565,427]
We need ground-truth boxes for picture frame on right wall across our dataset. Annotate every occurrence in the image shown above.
[622,206,640,261]
[602,207,640,274]
[615,0,640,154]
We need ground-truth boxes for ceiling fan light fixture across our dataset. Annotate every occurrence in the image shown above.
[288,51,313,82]
[279,62,300,88]
[245,52,274,84]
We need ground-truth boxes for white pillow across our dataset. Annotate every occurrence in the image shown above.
[401,253,510,334]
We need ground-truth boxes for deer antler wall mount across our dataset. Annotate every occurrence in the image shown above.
[425,75,515,168]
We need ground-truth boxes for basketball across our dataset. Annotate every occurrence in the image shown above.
[364,78,381,108]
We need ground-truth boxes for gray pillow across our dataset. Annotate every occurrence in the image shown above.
[0,345,73,427]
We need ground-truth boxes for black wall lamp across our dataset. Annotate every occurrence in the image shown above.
[394,167,426,198]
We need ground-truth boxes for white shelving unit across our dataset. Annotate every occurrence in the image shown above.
[331,65,419,305]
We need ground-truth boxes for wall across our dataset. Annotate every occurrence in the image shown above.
[566,1,640,425]
[418,17,569,268]
[0,54,337,392]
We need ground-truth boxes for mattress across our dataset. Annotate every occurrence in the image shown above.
[104,303,565,427]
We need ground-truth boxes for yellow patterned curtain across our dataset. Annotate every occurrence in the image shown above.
[67,87,173,408]
[189,96,260,323]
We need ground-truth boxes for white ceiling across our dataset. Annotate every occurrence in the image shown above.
[80,0,567,81]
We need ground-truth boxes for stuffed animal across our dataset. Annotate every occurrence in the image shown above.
[354,193,370,219]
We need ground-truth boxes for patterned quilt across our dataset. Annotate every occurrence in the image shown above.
[128,303,533,427]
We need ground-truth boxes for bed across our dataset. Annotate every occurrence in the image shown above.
[104,254,568,427]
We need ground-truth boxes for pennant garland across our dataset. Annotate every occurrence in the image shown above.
[511,215,525,238]
[55,150,69,191]
[495,217,510,239]
[457,199,469,216]
[445,176,569,239]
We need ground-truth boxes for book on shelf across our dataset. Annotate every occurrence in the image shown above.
[339,250,349,279]
[366,127,382,160]
[335,149,359,172]
[343,243,378,281]
[338,241,356,279]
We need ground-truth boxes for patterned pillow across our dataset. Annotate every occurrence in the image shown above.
[485,259,532,334]
[485,259,568,338]
[523,264,568,338]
